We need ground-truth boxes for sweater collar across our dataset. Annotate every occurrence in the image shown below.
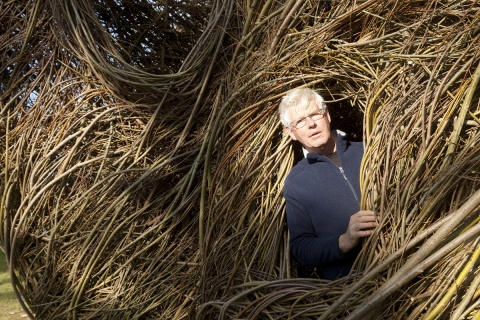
[303,130,347,159]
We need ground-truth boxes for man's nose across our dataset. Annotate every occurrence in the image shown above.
[305,116,316,127]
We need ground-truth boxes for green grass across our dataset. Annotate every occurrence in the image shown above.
[0,250,26,320]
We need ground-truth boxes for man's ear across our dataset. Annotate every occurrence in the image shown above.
[284,126,297,141]
[326,109,331,123]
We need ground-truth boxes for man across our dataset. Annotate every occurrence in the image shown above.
[279,88,376,281]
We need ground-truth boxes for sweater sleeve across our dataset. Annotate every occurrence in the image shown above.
[285,195,346,266]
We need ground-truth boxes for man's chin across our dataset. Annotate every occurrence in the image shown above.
[310,141,327,150]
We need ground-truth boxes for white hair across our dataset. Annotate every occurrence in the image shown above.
[278,88,326,127]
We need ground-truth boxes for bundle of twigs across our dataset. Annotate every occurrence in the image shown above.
[1,0,227,318]
[199,1,480,319]
[1,0,480,319]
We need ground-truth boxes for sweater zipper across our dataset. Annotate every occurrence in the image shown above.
[339,166,360,204]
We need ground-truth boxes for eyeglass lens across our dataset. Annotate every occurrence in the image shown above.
[293,112,325,129]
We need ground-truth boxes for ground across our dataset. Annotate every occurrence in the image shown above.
[0,250,27,320]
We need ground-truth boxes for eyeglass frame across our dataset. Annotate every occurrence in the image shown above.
[289,109,327,129]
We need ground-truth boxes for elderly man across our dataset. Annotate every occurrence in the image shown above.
[279,88,376,280]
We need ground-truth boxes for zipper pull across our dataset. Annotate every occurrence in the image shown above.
[339,167,347,179]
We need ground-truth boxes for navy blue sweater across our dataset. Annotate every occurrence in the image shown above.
[284,132,363,280]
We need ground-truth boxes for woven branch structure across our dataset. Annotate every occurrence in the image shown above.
[1,0,480,319]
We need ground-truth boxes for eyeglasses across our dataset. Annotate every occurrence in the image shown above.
[290,110,327,129]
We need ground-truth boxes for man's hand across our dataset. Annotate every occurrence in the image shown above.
[339,210,377,254]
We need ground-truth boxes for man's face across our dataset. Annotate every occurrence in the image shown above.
[285,100,334,154]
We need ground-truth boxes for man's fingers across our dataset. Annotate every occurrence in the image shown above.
[359,222,377,232]
[351,215,377,224]
[347,210,378,239]
[357,210,375,216]
[350,220,377,235]
[359,229,374,237]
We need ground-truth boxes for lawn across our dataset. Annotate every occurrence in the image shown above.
[0,250,27,319]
